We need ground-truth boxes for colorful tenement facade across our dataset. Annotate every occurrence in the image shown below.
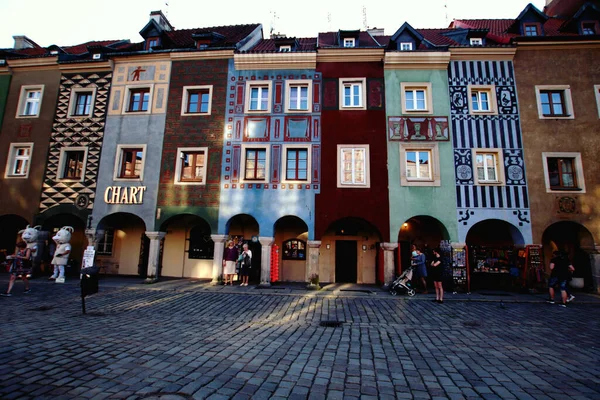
[0,0,598,292]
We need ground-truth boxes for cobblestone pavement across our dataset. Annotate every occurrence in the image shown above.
[1,277,600,400]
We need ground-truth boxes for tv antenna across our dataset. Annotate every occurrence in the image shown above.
[362,5,368,30]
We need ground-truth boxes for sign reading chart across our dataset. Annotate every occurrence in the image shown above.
[104,186,147,204]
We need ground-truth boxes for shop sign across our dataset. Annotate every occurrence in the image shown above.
[104,186,147,204]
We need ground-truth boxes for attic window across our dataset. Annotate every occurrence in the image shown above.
[343,38,355,47]
[582,22,598,35]
[523,23,539,36]
[400,42,413,51]
[196,40,209,49]
[146,37,160,50]
[469,38,483,46]
[92,53,101,60]
[279,45,292,52]
[50,50,59,55]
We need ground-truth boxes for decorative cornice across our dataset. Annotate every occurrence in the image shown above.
[59,60,113,72]
[235,53,317,70]
[171,50,234,61]
[7,56,59,71]
[112,53,172,63]
[384,52,451,70]
[317,48,384,63]
[450,47,516,61]
[515,41,600,51]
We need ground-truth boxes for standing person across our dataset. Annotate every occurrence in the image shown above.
[547,251,574,307]
[412,247,428,294]
[430,248,444,303]
[239,243,252,287]
[1,241,32,296]
[222,241,238,286]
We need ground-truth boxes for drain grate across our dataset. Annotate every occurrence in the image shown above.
[320,320,344,327]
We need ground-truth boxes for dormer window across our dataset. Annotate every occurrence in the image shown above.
[469,38,483,46]
[400,42,413,51]
[146,37,160,50]
[582,22,598,35]
[279,45,292,52]
[524,23,539,36]
[343,38,355,47]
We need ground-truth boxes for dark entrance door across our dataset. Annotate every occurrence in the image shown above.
[335,240,357,283]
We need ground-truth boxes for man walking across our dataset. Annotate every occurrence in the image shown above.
[547,251,574,307]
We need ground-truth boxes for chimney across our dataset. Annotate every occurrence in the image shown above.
[13,35,37,50]
[367,27,385,36]
[149,10,174,31]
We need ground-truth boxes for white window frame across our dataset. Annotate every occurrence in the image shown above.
[467,85,498,115]
[279,45,292,52]
[285,80,312,113]
[595,85,600,119]
[282,144,311,184]
[542,152,586,194]
[113,144,147,181]
[240,144,270,184]
[4,143,34,179]
[343,38,355,48]
[180,85,213,116]
[401,82,433,114]
[244,80,272,113]
[16,85,44,118]
[535,85,574,120]
[339,78,366,110]
[400,143,440,187]
[122,84,154,114]
[337,144,370,188]
[470,38,483,46]
[57,146,88,182]
[400,42,413,51]
[472,148,505,186]
[174,147,208,185]
[67,87,97,118]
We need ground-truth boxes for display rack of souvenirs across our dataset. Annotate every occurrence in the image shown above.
[523,245,544,292]
[470,246,514,274]
[451,243,469,293]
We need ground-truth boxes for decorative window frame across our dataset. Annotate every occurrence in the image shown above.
[399,142,440,187]
[282,144,311,184]
[244,80,272,114]
[400,42,413,51]
[67,87,97,118]
[174,147,208,185]
[595,85,600,119]
[534,85,574,119]
[337,144,370,188]
[343,38,355,47]
[4,142,34,179]
[122,84,154,114]
[56,146,88,182]
[16,85,44,118]
[285,80,312,113]
[401,82,433,114]
[472,148,506,186]
[113,144,147,181]
[240,144,271,183]
[339,78,367,110]
[542,152,586,194]
[467,84,498,115]
[180,85,213,116]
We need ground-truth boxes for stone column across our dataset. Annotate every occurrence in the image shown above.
[144,231,166,282]
[591,245,600,294]
[381,242,398,288]
[306,240,321,283]
[259,237,274,286]
[211,234,228,285]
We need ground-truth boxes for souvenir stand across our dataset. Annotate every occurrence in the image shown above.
[450,243,469,293]
[469,246,515,290]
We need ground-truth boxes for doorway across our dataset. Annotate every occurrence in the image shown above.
[335,240,357,283]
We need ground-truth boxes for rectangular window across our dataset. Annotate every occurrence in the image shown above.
[582,22,596,35]
[127,88,150,112]
[405,89,426,111]
[542,152,585,193]
[476,153,497,182]
[244,148,267,180]
[401,83,433,114]
[471,90,490,112]
[181,85,212,116]
[279,45,291,52]
[343,38,355,47]
[468,85,497,115]
[339,78,366,110]
[178,149,206,183]
[406,150,431,180]
[97,228,114,256]
[118,148,144,179]
[5,143,33,178]
[61,150,85,179]
[400,42,413,51]
[540,90,566,117]
[470,38,483,45]
[289,84,309,111]
[16,85,44,118]
[338,145,370,188]
[245,81,272,113]
[286,148,308,181]
[524,24,538,36]
[73,92,93,116]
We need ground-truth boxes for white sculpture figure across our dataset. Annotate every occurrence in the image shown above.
[19,225,41,263]
[50,226,73,283]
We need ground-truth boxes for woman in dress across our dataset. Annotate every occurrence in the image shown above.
[1,241,32,296]
[430,248,444,303]
[222,241,238,286]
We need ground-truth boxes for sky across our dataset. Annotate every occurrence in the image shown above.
[0,0,547,48]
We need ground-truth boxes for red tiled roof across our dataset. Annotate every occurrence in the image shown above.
[245,38,316,52]
[62,40,129,55]
[164,24,260,49]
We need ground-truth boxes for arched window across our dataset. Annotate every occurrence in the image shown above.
[282,239,306,260]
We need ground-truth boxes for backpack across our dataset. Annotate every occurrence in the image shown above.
[242,253,251,268]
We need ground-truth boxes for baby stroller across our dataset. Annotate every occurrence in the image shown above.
[389,266,416,296]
